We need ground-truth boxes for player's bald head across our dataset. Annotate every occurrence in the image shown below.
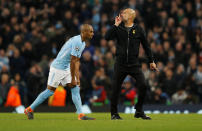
[80,24,94,40]
[123,8,136,20]
[80,24,93,33]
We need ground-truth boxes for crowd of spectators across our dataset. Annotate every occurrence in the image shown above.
[0,0,201,107]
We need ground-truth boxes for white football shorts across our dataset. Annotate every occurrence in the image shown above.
[47,66,72,88]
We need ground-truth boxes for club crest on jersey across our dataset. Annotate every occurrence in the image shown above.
[132,30,136,34]
[75,47,79,51]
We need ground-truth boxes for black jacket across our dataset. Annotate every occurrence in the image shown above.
[105,23,154,66]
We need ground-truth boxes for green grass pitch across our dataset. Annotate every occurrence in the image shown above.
[0,113,202,131]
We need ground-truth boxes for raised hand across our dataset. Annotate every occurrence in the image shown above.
[114,15,122,27]
[150,62,159,72]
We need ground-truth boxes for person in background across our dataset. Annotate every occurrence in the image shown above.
[0,73,10,106]
[172,88,188,104]
[0,49,9,72]
[120,76,137,105]
[193,64,202,102]
[5,84,22,107]
[48,85,66,107]
[151,88,169,104]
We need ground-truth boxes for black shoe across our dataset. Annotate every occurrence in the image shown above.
[79,116,96,120]
[134,111,151,120]
[111,113,123,120]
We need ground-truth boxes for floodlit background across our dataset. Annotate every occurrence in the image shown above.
[0,0,201,113]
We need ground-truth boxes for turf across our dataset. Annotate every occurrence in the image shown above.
[0,113,201,131]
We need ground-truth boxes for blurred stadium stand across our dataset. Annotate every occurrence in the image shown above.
[0,0,201,112]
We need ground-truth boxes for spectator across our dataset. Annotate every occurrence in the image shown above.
[0,73,10,106]
[48,85,66,107]
[0,49,9,72]
[105,51,115,78]
[14,73,27,105]
[89,85,107,105]
[148,72,158,92]
[142,62,150,81]
[9,48,26,77]
[81,50,95,76]
[0,36,6,50]
[161,69,176,97]
[174,64,186,89]
[172,88,188,104]
[34,35,51,61]
[151,88,169,104]
[120,76,137,105]
[0,0,201,105]
[193,64,202,102]
[21,41,35,69]
[187,54,197,74]
[4,84,22,107]
[25,64,44,105]
[91,68,111,98]
[80,51,95,104]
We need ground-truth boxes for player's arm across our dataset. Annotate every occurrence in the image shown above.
[70,55,79,87]
[75,58,80,86]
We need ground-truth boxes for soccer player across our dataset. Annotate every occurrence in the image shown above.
[24,24,95,120]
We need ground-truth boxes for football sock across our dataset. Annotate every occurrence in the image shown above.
[71,86,82,114]
[30,89,54,110]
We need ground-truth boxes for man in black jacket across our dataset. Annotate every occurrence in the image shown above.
[105,8,158,120]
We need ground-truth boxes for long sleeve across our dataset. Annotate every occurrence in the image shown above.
[140,27,154,63]
[105,25,118,40]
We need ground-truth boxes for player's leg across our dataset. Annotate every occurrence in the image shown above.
[71,85,82,114]
[69,85,95,120]
[24,86,55,119]
[24,67,60,120]
[70,85,94,120]
[64,70,95,120]
[111,63,127,120]
[29,86,55,110]
[129,67,151,120]
[63,70,83,114]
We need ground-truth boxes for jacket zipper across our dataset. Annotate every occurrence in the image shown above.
[127,31,129,63]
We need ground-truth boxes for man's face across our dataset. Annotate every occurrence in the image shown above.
[198,65,202,72]
[120,9,130,22]
[125,82,131,89]
[84,26,94,40]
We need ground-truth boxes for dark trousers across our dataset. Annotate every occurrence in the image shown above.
[111,62,147,115]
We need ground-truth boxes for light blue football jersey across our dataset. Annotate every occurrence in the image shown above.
[51,35,86,70]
